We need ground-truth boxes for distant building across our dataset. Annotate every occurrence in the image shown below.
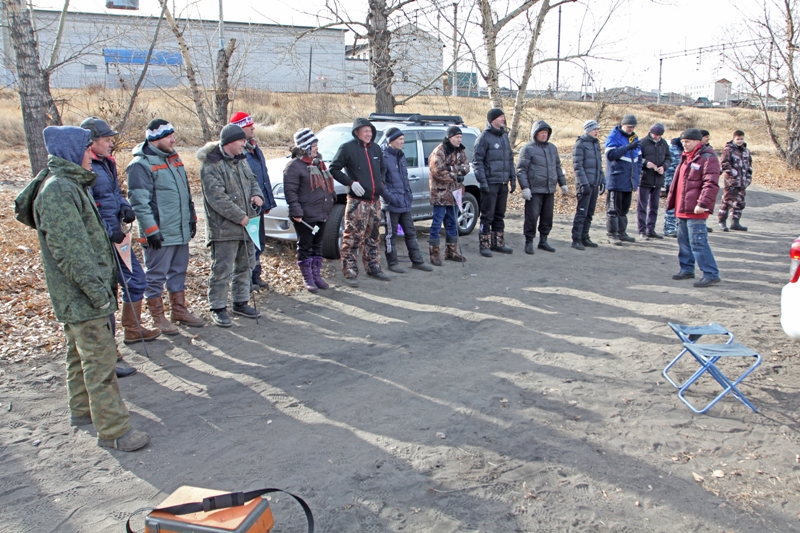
[684,79,732,103]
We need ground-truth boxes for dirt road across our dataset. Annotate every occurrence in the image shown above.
[2,185,799,532]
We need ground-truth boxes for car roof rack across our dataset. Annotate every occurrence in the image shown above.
[368,113,464,125]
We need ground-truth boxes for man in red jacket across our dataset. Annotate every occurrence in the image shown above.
[666,128,721,287]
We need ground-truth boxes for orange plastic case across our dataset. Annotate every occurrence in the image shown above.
[144,486,275,533]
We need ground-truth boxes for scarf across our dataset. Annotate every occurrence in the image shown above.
[301,155,335,194]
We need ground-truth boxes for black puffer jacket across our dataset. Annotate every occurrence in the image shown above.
[472,124,516,186]
[639,134,672,189]
[516,120,565,194]
[283,155,336,223]
[330,117,386,203]
[572,133,604,186]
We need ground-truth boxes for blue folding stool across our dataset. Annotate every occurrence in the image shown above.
[664,322,734,388]
[676,342,761,414]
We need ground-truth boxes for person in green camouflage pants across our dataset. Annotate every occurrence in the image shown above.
[20,126,150,451]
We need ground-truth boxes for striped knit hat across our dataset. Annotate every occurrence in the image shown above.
[294,128,318,153]
[230,111,254,128]
[146,118,175,141]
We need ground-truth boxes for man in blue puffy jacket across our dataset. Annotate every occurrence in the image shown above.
[604,114,641,245]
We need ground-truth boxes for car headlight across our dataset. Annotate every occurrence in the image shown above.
[272,182,285,199]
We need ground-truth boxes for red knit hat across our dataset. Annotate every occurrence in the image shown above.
[230,112,254,128]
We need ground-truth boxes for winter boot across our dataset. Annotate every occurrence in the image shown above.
[582,237,598,248]
[608,233,624,246]
[147,296,179,335]
[169,291,204,327]
[525,240,534,255]
[479,233,493,257]
[298,258,319,293]
[445,242,466,263]
[429,239,443,266]
[233,301,260,318]
[121,300,161,345]
[571,240,585,250]
[619,233,636,243]
[251,272,269,291]
[718,215,729,232]
[210,308,232,327]
[538,236,556,252]
[311,256,330,289]
[730,218,748,231]
[491,231,513,254]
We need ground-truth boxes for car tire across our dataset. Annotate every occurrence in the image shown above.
[458,192,479,236]
[322,203,346,259]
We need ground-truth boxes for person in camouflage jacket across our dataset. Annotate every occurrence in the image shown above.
[198,124,264,327]
[717,130,753,231]
[428,126,469,265]
[24,126,149,451]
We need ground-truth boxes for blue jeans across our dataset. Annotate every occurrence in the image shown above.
[663,208,677,235]
[677,219,719,279]
[429,205,458,241]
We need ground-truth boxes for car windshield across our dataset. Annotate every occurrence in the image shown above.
[317,125,384,161]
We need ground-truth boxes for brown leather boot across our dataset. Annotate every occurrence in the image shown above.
[146,296,179,335]
[121,300,161,345]
[445,243,466,263]
[429,239,442,266]
[169,291,204,327]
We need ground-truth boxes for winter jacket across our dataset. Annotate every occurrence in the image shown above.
[720,140,753,189]
[428,138,469,206]
[572,133,605,187]
[197,142,264,244]
[666,144,720,219]
[516,120,566,194]
[381,145,413,213]
[663,138,682,188]
[472,124,516,187]
[330,118,386,202]
[604,125,642,192]
[283,155,336,222]
[127,141,196,246]
[89,153,131,239]
[33,156,118,323]
[639,134,672,189]
[244,140,277,211]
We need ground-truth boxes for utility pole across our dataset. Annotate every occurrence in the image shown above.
[555,4,561,94]
[452,1,458,97]
[218,0,224,50]
[307,47,313,92]
[657,58,662,104]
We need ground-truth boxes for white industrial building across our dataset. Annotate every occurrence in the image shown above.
[0,9,444,96]
[683,78,733,103]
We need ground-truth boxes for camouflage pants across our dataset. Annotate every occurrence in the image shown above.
[64,316,132,440]
[718,186,746,220]
[341,198,381,278]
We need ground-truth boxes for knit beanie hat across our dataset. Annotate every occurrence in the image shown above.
[384,127,404,142]
[446,126,463,138]
[146,118,175,141]
[230,111,254,128]
[621,114,637,126]
[487,108,505,123]
[650,123,665,135]
[583,120,599,133]
[80,117,118,141]
[680,128,703,141]
[294,128,319,152]
[43,126,92,166]
[220,124,246,146]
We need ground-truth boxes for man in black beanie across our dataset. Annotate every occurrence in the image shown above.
[197,124,264,327]
[472,108,516,257]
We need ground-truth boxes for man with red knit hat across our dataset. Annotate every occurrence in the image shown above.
[230,112,277,290]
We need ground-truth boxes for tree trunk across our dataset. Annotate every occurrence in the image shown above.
[784,3,800,169]
[508,0,550,147]
[4,0,61,175]
[158,0,212,143]
[214,38,236,132]
[478,0,504,110]
[368,0,395,113]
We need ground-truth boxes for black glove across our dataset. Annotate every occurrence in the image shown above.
[119,206,135,223]
[455,175,464,184]
[146,232,164,250]
[630,139,641,151]
[599,182,606,195]
[509,179,516,193]
[190,220,197,239]
[479,182,490,193]
[110,228,126,244]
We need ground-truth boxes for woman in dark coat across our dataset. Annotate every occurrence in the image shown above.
[284,128,336,292]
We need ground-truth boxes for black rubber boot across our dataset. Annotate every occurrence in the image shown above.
[730,219,748,231]
[538,236,555,252]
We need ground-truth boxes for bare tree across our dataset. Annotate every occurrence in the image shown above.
[727,0,800,169]
[213,38,236,132]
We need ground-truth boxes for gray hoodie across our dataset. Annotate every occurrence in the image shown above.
[516,120,566,194]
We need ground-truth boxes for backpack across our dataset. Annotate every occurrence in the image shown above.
[14,168,51,229]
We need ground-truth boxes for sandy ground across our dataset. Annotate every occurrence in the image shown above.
[2,184,800,533]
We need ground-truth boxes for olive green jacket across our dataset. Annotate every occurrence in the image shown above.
[33,156,118,323]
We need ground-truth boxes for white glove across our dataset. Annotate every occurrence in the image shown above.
[350,181,365,197]
[561,185,569,196]
[522,188,532,201]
